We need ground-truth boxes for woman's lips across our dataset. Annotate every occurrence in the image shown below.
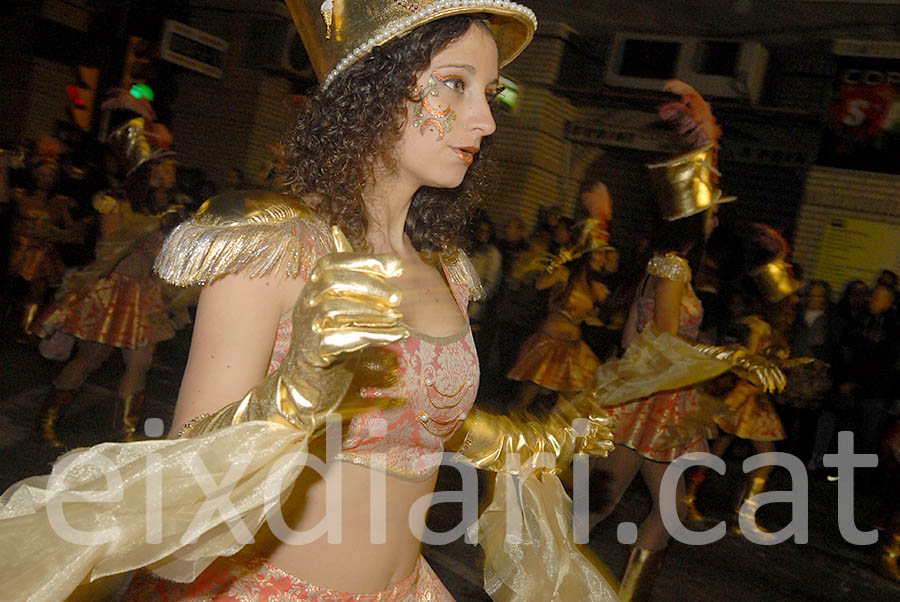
[453,147,478,166]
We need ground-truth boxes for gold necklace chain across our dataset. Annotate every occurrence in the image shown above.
[417,373,474,435]
[417,408,468,436]
[424,374,474,409]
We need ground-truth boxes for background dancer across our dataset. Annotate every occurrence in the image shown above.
[589,80,733,602]
[35,116,180,445]
[7,137,81,338]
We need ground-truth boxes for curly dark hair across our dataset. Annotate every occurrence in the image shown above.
[647,210,709,276]
[281,15,496,252]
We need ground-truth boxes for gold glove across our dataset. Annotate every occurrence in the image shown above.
[691,343,787,393]
[545,246,577,274]
[452,400,615,475]
[184,227,409,437]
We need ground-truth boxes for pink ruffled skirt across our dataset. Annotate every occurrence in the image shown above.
[122,552,455,601]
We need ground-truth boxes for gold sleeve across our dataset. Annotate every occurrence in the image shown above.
[691,342,787,392]
[451,400,614,475]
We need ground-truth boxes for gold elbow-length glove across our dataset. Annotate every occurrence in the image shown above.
[453,397,616,475]
[691,342,788,393]
[184,227,409,438]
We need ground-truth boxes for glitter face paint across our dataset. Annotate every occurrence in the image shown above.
[414,72,456,141]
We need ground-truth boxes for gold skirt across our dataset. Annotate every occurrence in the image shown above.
[714,380,785,441]
[507,330,600,392]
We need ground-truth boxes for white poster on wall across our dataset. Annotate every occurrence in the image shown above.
[814,216,900,292]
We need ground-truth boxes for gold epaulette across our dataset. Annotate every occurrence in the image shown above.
[646,252,691,284]
[153,189,335,287]
[439,246,484,302]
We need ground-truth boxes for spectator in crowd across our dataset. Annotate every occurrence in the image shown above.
[845,283,900,458]
[496,215,528,274]
[877,269,898,292]
[466,214,502,376]
[784,279,834,462]
[583,245,628,362]
[806,278,869,473]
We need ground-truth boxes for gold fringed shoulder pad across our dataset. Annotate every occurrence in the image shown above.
[154,189,335,287]
[440,247,485,302]
[646,252,691,284]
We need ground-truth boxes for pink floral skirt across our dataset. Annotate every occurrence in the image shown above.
[39,272,174,349]
[610,387,709,462]
[122,552,455,601]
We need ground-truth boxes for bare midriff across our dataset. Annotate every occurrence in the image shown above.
[253,458,438,593]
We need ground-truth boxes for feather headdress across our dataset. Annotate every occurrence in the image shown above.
[657,79,722,154]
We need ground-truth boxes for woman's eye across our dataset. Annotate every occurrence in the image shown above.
[441,77,465,93]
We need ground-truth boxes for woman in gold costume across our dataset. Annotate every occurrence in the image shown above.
[0,3,624,601]
[701,236,804,536]
[7,138,80,336]
[34,119,181,446]
[507,249,611,410]
[592,198,725,602]
[707,307,794,532]
[506,161,614,411]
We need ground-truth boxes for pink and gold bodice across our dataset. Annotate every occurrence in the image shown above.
[267,261,479,481]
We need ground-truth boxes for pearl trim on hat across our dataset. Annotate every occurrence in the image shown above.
[322,0,537,88]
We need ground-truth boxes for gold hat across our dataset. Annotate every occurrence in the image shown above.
[285,0,537,88]
[751,257,802,303]
[106,118,175,178]
[647,142,736,221]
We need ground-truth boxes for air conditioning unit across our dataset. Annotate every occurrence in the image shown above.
[246,18,315,81]
[605,33,769,104]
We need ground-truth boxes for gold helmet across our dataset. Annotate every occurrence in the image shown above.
[647,142,736,221]
[106,118,175,178]
[751,256,802,303]
[285,0,537,88]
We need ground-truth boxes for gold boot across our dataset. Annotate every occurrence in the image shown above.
[731,475,776,541]
[114,392,146,442]
[34,388,74,448]
[878,529,900,582]
[684,470,708,523]
[20,302,39,335]
[619,547,666,602]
